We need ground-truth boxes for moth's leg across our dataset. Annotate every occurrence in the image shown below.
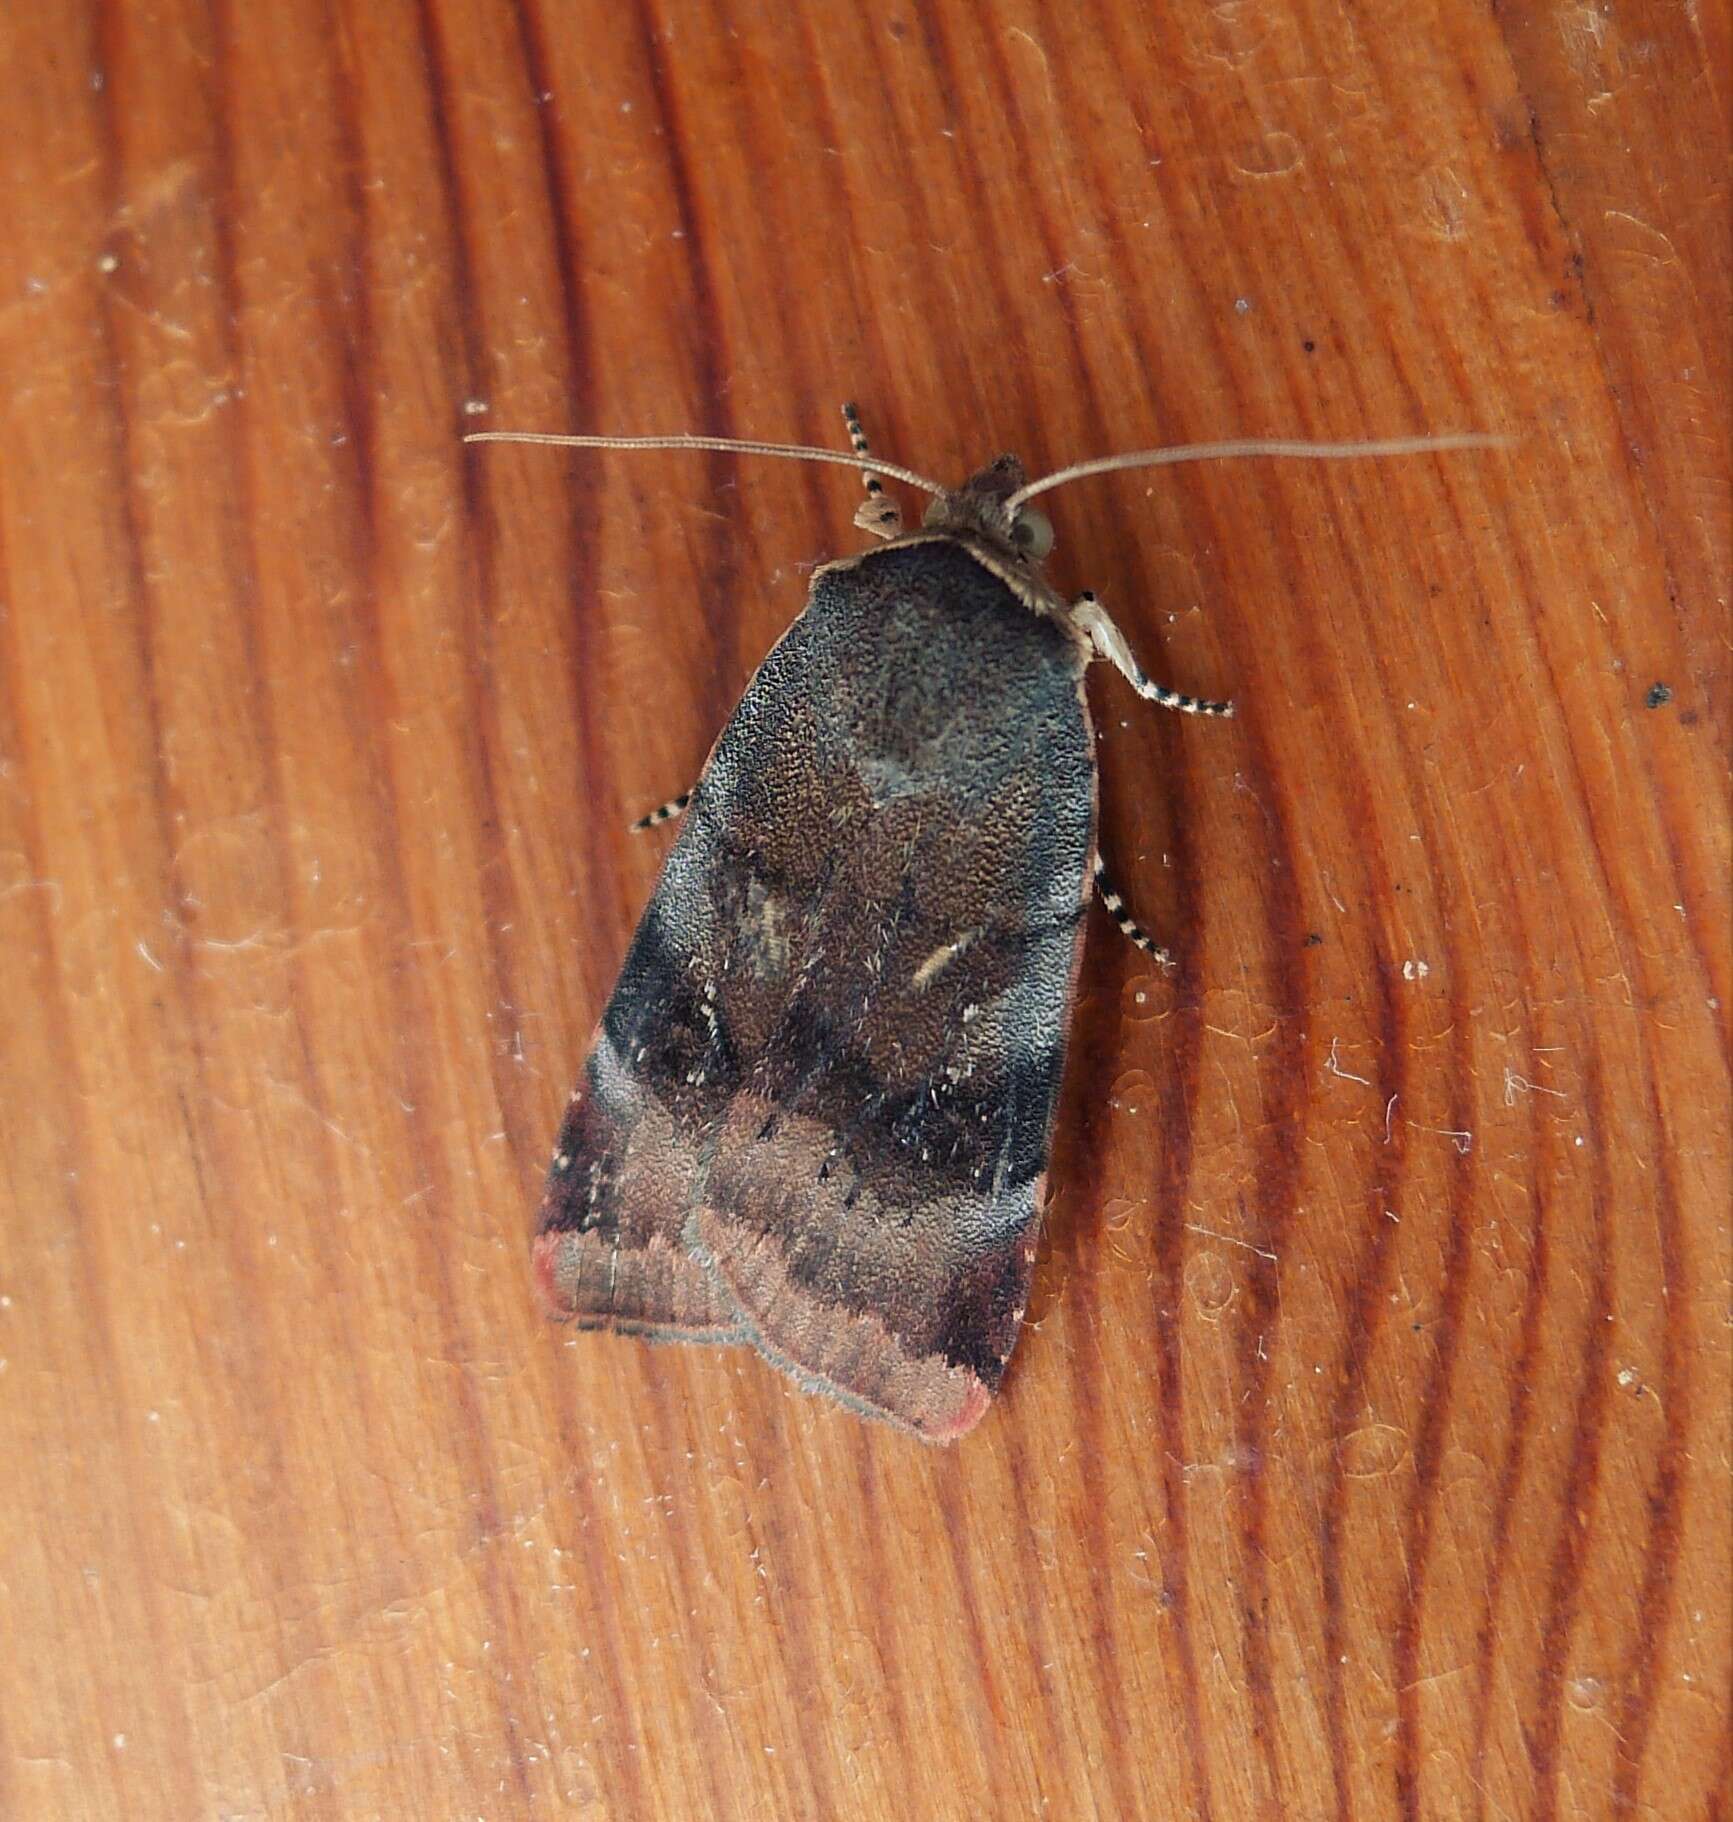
[629,789,692,833]
[843,401,904,540]
[1093,854,1175,970]
[1069,591,1234,718]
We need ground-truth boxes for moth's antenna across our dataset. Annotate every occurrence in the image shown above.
[1005,433,1511,510]
[464,430,948,500]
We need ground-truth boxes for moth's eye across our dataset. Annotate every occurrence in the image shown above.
[1011,510,1054,559]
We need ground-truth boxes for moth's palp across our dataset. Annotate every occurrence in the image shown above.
[843,402,905,540]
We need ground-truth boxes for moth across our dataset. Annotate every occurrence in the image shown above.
[469,408,1498,1441]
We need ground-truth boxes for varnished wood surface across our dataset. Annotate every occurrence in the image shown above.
[1,2,1726,1817]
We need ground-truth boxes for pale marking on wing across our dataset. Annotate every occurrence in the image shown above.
[912,928,980,989]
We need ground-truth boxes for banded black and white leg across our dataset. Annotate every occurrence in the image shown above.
[1069,591,1234,718]
[630,790,692,833]
[1093,854,1174,970]
[843,401,904,540]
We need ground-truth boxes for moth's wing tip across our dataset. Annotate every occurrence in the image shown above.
[752,1328,996,1443]
[691,1203,1000,1441]
[914,1378,993,1443]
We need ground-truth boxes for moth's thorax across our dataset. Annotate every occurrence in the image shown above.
[921,455,1046,563]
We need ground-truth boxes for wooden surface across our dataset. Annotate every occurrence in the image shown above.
[1,2,1726,1817]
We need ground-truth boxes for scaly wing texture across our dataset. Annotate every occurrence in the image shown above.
[536,541,1095,1437]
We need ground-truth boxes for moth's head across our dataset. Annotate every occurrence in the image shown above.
[922,455,1055,565]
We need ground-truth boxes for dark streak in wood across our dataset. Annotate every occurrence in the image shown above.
[324,11,538,1805]
[418,0,565,1069]
[1467,1152,1551,1822]
[0,459,206,1821]
[1610,1071,1693,1816]
[1393,1059,1477,1822]
[1211,499,1323,1822]
[633,0,740,731]
[1526,1051,1615,1820]
[1151,952,1220,1822]
[935,1470,1017,1805]
[1321,962,1409,1822]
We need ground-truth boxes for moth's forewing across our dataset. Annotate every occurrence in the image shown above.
[537,540,1096,1436]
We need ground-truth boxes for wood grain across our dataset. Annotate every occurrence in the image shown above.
[1,2,1726,1816]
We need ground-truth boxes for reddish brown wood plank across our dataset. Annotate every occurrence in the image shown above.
[0,1,1725,1816]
